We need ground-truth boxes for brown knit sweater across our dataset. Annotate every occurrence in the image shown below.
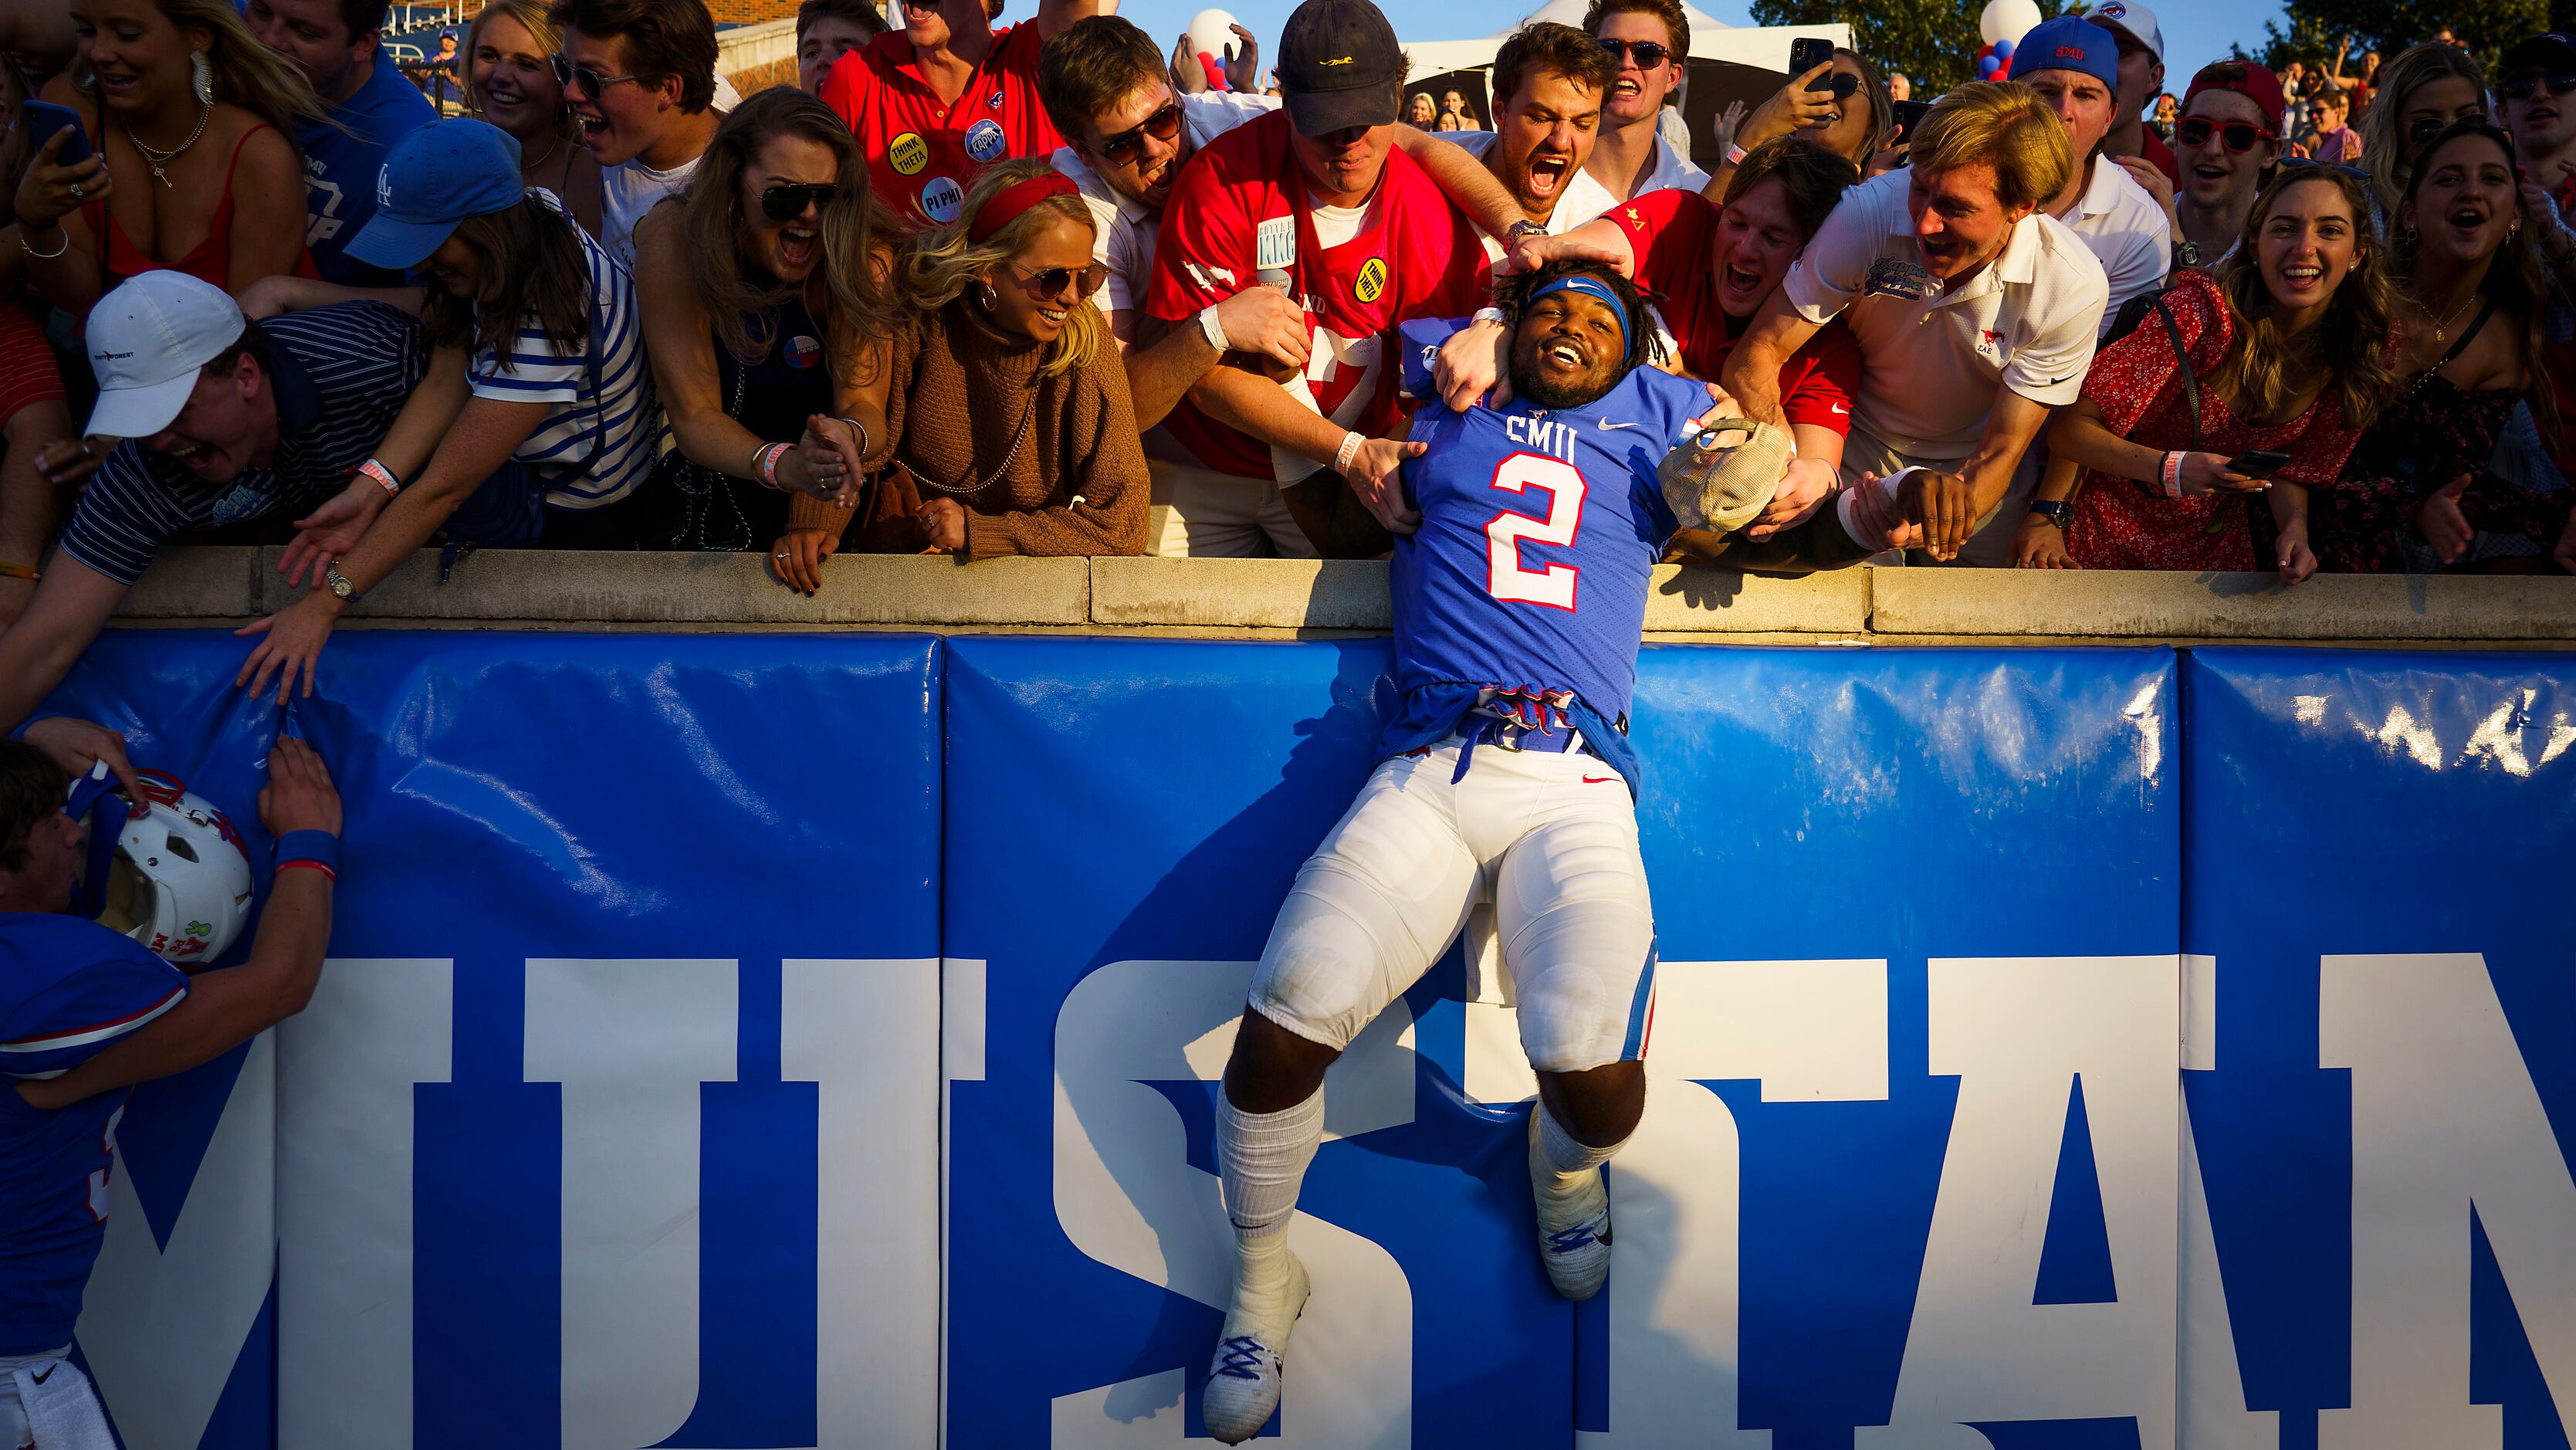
[787,300,1149,558]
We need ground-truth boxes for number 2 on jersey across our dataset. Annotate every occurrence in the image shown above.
[1484,452,1587,611]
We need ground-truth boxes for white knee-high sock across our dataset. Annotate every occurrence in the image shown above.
[1533,1099,1624,1198]
[1217,1087,1324,1238]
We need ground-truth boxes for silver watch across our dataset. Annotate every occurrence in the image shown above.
[325,564,360,601]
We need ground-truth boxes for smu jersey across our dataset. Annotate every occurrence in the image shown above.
[0,913,188,1355]
[1382,318,1709,786]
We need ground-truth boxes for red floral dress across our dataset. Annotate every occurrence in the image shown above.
[2063,270,2368,572]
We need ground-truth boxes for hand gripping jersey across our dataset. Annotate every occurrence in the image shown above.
[1381,317,1711,790]
[1144,112,1484,483]
[822,23,1063,228]
[0,913,188,1356]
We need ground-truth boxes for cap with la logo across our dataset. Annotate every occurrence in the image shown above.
[80,270,249,439]
[346,117,527,271]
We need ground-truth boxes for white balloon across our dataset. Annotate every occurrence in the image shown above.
[1978,0,2044,45]
[1186,8,1240,61]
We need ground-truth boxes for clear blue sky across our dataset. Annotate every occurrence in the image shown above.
[1107,0,2292,104]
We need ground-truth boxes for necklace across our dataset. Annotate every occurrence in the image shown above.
[2409,285,2480,345]
[124,100,212,188]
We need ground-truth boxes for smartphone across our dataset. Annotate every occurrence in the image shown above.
[2229,449,2292,479]
[1789,36,1836,86]
[1889,98,1931,143]
[19,99,91,166]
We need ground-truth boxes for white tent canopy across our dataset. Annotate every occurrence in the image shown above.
[1401,1,1850,77]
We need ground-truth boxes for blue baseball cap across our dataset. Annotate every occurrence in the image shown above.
[2015,16,2121,92]
[346,119,526,269]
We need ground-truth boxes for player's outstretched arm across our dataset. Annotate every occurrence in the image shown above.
[1719,291,1823,436]
[15,739,341,1111]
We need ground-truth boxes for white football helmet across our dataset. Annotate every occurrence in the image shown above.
[78,768,256,967]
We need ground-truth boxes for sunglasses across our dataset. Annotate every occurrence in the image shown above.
[2408,113,2484,145]
[2176,117,2277,152]
[759,182,838,222]
[1596,38,1671,69]
[1010,257,1107,300]
[1095,100,1183,167]
[549,53,640,98]
[2501,73,2576,100]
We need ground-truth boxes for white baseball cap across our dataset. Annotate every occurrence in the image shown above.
[82,271,249,440]
[2085,0,2164,64]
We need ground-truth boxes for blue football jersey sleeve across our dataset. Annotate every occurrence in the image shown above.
[1397,317,1469,402]
[0,913,188,1356]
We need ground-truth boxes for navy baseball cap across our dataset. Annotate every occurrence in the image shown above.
[1277,0,1404,136]
[2501,32,2576,76]
[2016,16,2121,92]
[347,119,526,269]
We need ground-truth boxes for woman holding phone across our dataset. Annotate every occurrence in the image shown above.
[2028,164,2398,578]
[14,0,323,317]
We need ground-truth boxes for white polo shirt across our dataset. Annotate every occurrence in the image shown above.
[2055,154,2171,335]
[1053,90,1275,318]
[1782,168,2109,459]
[1438,130,1624,243]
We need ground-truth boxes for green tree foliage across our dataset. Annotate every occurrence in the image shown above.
[2248,0,2546,75]
[1749,0,2070,93]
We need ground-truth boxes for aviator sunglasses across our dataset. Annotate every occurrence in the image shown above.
[2176,116,2278,152]
[1009,257,1109,299]
[759,183,838,222]
[1596,37,1671,69]
[1095,100,1183,166]
[2408,112,2488,145]
[2501,72,2576,101]
[549,53,641,97]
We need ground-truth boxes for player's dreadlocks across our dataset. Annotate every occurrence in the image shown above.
[1495,259,1668,378]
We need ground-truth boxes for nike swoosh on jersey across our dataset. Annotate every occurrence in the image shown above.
[1582,774,1618,784]
[1830,403,1850,415]
[1596,418,1638,430]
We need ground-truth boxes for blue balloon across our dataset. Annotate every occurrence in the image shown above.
[1978,53,2001,74]
[1993,35,2015,57]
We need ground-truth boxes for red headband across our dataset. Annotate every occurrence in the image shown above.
[969,171,1080,244]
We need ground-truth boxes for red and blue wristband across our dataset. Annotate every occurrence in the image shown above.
[275,829,340,882]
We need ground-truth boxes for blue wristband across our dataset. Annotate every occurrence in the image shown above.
[275,829,340,871]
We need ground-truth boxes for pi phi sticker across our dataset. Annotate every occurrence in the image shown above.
[920,176,966,224]
[963,118,1007,164]
[1863,254,1935,301]
[786,334,823,369]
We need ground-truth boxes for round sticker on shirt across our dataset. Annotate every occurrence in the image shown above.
[963,118,1007,164]
[889,131,929,176]
[785,334,824,369]
[920,176,966,224]
[1353,257,1389,304]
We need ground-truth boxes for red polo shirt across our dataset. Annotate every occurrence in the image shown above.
[822,22,1065,228]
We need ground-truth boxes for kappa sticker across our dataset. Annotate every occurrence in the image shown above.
[963,117,1007,164]
[1353,256,1388,304]
[919,175,966,224]
[889,131,929,175]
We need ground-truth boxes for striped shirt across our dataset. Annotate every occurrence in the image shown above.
[57,302,428,588]
[469,189,658,510]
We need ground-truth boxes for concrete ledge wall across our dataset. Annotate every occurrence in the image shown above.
[111,547,2576,644]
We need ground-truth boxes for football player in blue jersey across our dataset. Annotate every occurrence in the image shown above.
[0,721,342,1449]
[1197,259,1956,1443]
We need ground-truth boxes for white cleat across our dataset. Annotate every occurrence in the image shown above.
[1203,1243,1311,1445]
[1529,1113,1613,1301]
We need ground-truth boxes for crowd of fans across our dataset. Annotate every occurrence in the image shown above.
[0,0,2568,721]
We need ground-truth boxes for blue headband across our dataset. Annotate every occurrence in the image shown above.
[1526,273,1630,345]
